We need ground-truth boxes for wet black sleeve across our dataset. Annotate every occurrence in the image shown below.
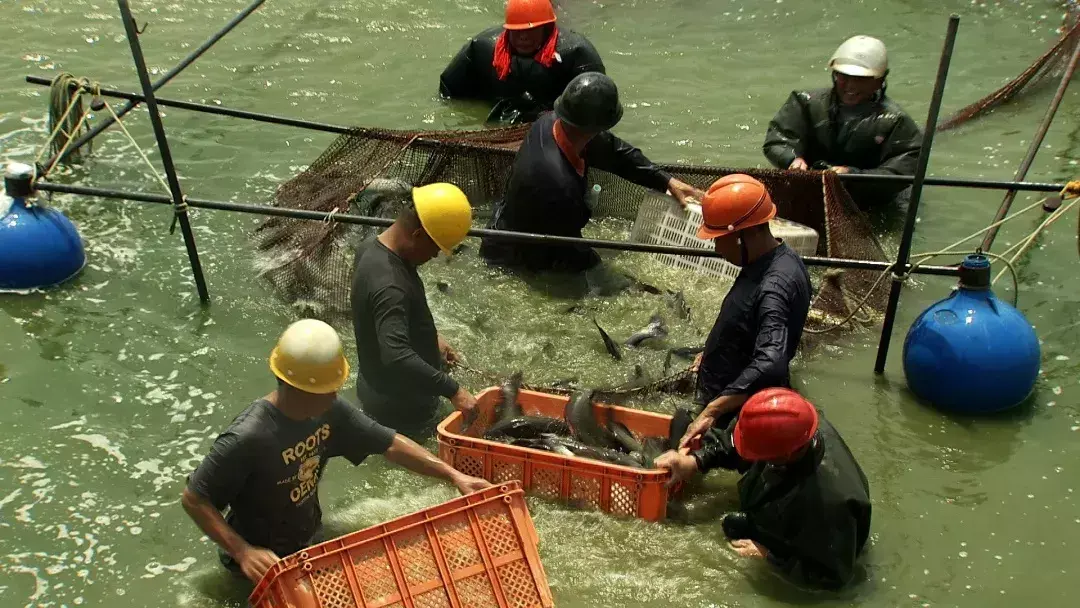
[858,113,921,177]
[691,424,742,473]
[333,399,397,465]
[370,285,460,398]
[721,282,793,396]
[763,91,810,170]
[568,37,606,76]
[439,39,481,99]
[585,132,672,192]
[186,432,251,511]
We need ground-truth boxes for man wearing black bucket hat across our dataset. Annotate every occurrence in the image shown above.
[480,71,703,273]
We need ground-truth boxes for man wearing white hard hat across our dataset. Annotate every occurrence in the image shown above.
[182,319,492,585]
[763,35,922,213]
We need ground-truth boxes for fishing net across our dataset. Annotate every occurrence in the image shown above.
[939,2,1080,131]
[252,124,889,342]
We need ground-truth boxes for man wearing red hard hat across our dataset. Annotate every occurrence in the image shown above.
[665,175,811,469]
[439,0,605,124]
[659,388,871,589]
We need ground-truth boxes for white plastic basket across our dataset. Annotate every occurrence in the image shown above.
[629,192,820,281]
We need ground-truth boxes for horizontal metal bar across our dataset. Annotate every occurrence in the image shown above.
[33,180,960,276]
[23,76,1068,194]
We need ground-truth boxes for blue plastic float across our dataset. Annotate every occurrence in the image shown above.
[0,162,86,291]
[903,253,1041,414]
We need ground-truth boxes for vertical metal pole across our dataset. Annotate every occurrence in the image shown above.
[981,38,1080,251]
[873,15,961,374]
[46,0,266,169]
[118,0,210,303]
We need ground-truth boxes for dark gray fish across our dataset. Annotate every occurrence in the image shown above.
[452,243,469,254]
[625,314,667,347]
[669,346,705,359]
[484,415,571,441]
[668,407,697,451]
[540,434,575,457]
[550,376,579,389]
[642,436,669,466]
[496,371,524,423]
[668,289,692,321]
[565,390,620,450]
[435,281,450,294]
[592,319,623,361]
[508,437,550,451]
[542,433,644,468]
[608,420,643,454]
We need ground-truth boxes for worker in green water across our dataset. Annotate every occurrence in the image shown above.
[351,183,477,439]
[763,35,922,211]
[656,388,872,590]
[181,319,491,584]
[439,0,605,124]
[479,71,702,273]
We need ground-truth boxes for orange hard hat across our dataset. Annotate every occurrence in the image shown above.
[504,0,557,30]
[733,388,819,462]
[696,174,777,240]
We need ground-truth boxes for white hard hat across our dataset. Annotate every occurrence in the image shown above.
[269,319,350,394]
[829,35,888,78]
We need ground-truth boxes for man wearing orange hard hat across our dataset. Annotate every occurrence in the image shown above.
[662,175,811,470]
[439,0,606,124]
[658,388,871,589]
[182,319,491,585]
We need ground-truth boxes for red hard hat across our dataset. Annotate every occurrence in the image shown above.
[696,174,777,240]
[733,388,819,461]
[504,0,557,30]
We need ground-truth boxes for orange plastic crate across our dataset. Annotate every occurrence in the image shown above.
[249,481,552,608]
[437,388,676,521]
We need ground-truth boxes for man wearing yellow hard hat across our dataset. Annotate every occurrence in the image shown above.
[351,183,477,439]
[182,319,491,584]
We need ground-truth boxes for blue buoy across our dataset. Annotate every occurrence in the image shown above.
[903,253,1040,414]
[0,162,86,291]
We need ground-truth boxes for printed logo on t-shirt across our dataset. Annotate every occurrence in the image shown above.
[290,455,322,504]
[281,423,331,465]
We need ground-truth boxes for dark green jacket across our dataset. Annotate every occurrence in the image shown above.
[763,88,922,208]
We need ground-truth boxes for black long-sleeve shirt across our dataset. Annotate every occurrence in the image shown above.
[439,26,605,112]
[763,88,922,208]
[731,416,872,590]
[695,243,811,404]
[480,112,671,271]
[350,240,457,431]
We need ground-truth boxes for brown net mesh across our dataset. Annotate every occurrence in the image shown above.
[939,3,1080,131]
[252,124,889,339]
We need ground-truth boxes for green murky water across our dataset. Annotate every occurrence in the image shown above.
[3,1,1080,606]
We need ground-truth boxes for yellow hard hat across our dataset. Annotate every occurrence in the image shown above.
[269,319,350,395]
[412,183,473,254]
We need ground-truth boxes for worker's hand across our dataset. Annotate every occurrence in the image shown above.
[730,539,768,559]
[653,449,699,488]
[438,335,460,366]
[667,178,705,208]
[451,386,479,427]
[691,352,703,373]
[235,544,281,584]
[452,472,494,495]
[788,157,809,171]
[678,412,715,449]
[828,165,852,174]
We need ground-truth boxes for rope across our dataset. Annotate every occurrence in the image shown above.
[805,195,1053,334]
[38,73,95,169]
[992,195,1080,285]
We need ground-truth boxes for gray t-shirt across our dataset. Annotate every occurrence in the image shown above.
[187,398,396,557]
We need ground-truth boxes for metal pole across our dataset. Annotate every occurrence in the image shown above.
[23,76,1072,196]
[43,0,266,168]
[874,15,961,374]
[32,179,964,278]
[980,39,1080,251]
[117,0,210,303]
